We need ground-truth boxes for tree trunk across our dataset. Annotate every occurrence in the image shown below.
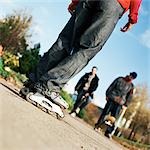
[128,123,136,140]
[132,130,136,141]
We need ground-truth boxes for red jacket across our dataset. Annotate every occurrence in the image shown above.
[69,0,142,24]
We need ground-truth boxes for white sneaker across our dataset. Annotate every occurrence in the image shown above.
[76,107,80,114]
[94,127,102,133]
[70,112,76,117]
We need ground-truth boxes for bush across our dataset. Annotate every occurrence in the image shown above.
[4,66,27,87]
[0,70,10,79]
[0,56,10,79]
[78,109,86,118]
[19,47,41,75]
[2,51,19,71]
[60,90,74,111]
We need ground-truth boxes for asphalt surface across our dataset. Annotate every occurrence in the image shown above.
[0,81,127,150]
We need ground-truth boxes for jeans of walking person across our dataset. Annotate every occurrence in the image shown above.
[95,99,122,128]
[71,89,90,113]
[29,0,124,93]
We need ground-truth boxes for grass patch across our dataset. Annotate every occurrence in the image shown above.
[60,90,74,111]
[113,136,150,150]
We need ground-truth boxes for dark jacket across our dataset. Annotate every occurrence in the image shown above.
[75,72,99,95]
[106,77,134,106]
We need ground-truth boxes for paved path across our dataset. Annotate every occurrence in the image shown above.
[0,81,127,150]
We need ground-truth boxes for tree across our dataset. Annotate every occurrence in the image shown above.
[128,107,149,141]
[2,51,19,70]
[19,45,41,75]
[124,85,148,122]
[0,10,32,54]
[124,85,150,143]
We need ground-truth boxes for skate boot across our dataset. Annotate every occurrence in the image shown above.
[48,91,69,109]
[26,92,64,119]
[32,82,69,117]
[19,80,35,98]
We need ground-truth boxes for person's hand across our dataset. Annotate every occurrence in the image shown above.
[68,2,76,15]
[122,105,127,111]
[120,22,134,32]
[85,93,89,97]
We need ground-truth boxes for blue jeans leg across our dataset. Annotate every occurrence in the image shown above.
[38,0,124,92]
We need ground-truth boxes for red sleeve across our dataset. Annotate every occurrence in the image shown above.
[128,0,142,24]
[72,0,79,5]
[68,0,79,12]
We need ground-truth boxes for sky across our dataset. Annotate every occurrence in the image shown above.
[0,0,150,108]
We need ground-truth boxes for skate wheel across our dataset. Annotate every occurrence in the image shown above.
[26,92,34,102]
[36,103,41,108]
[56,113,64,120]
[41,107,47,113]
[20,87,30,96]
[47,110,53,115]
[56,114,62,120]
[45,109,49,113]
[41,101,53,114]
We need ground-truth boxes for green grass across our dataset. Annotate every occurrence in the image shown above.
[60,90,74,111]
[114,136,150,150]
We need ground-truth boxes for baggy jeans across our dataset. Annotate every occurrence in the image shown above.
[30,0,124,92]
